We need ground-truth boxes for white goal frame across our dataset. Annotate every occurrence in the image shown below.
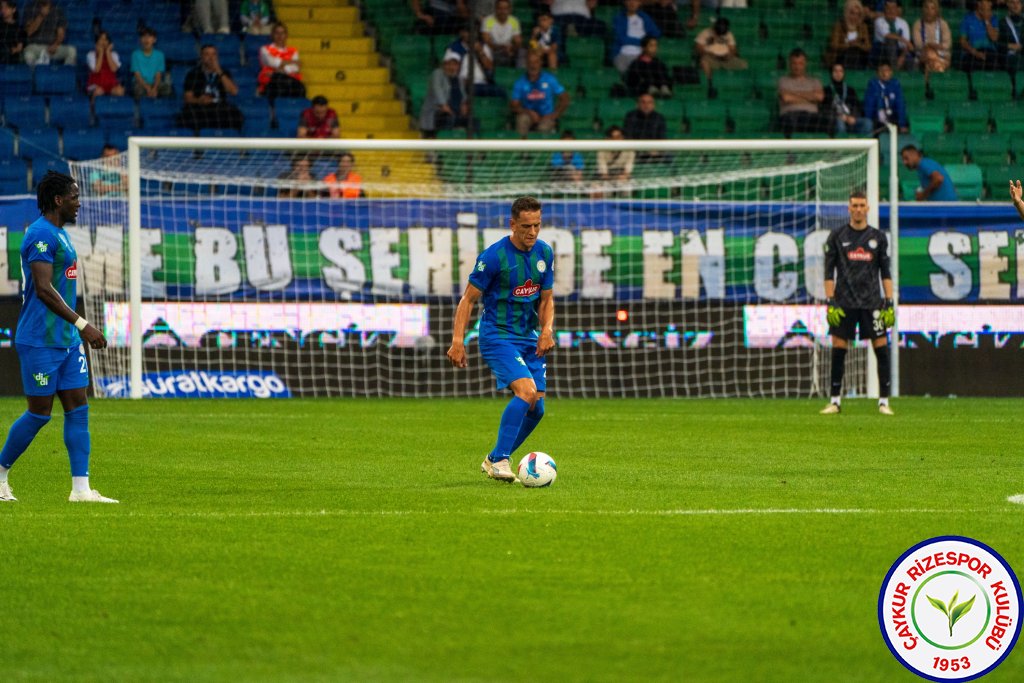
[125,136,894,400]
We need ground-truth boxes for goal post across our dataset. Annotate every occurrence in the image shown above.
[68,136,893,400]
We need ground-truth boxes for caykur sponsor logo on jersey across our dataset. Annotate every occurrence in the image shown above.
[513,279,541,297]
[65,262,77,279]
[848,247,874,262]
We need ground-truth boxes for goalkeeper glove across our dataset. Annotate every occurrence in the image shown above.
[880,299,895,329]
[826,298,845,327]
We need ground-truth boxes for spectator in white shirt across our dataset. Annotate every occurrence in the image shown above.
[481,0,522,67]
[873,0,913,70]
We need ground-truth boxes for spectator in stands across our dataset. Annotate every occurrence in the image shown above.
[510,51,570,137]
[194,0,231,35]
[86,32,125,101]
[827,63,873,136]
[481,0,522,68]
[595,124,634,190]
[777,48,827,136]
[177,44,244,130]
[548,0,606,39]
[89,145,127,197]
[873,0,913,71]
[625,36,673,97]
[623,92,667,163]
[324,153,365,198]
[21,0,75,66]
[412,0,468,35]
[277,155,320,198]
[259,23,306,102]
[611,0,661,74]
[131,27,171,100]
[694,16,747,98]
[0,0,25,64]
[900,144,958,201]
[687,0,748,31]
[529,12,561,71]
[960,0,1000,72]
[449,28,505,97]
[420,52,472,135]
[549,130,585,183]
[863,59,908,133]
[826,0,872,70]
[912,0,951,76]
[298,95,340,138]
[641,0,684,39]
[240,0,273,36]
[999,0,1024,88]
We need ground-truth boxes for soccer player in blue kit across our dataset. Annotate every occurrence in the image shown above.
[0,171,118,503]
[447,196,555,482]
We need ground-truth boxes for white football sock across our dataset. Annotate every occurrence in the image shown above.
[879,398,889,407]
[0,466,9,483]
[72,476,90,494]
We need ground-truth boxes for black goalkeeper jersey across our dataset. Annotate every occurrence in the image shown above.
[823,223,891,309]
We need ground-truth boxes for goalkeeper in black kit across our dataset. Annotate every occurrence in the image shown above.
[821,190,895,415]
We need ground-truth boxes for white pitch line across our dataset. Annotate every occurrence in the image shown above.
[1008,494,1024,506]
[13,507,1009,519]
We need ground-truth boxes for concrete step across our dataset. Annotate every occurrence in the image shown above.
[275,0,350,7]
[275,6,360,23]
[285,22,363,39]
[312,83,396,100]
[329,100,407,116]
[290,37,374,54]
[304,66,391,85]
[302,52,379,69]
[338,114,412,131]
[340,129,421,139]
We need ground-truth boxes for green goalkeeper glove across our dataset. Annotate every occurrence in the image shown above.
[880,299,895,329]
[826,298,845,327]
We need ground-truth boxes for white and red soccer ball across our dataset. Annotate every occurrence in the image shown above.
[517,452,557,488]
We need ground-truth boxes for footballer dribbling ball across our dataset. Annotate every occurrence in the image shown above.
[517,452,557,488]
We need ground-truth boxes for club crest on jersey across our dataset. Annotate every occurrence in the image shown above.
[35,241,47,253]
[513,279,541,297]
[847,247,873,262]
[868,239,878,249]
[537,261,547,273]
[65,262,78,279]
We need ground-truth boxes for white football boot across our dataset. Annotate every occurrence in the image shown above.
[0,481,16,501]
[69,489,119,503]
[879,404,895,416]
[819,403,841,414]
[481,457,517,482]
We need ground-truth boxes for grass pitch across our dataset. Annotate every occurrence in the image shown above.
[1,397,1021,682]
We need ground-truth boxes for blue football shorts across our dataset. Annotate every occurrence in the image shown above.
[479,337,547,392]
[16,343,90,396]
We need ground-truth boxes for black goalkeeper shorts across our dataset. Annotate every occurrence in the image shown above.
[829,306,887,342]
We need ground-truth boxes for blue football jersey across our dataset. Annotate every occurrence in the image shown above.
[16,216,81,348]
[468,236,554,343]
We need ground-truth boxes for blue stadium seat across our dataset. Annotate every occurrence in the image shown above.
[169,65,193,95]
[199,128,242,138]
[273,97,310,128]
[2,96,47,129]
[105,128,144,151]
[0,157,29,186]
[49,95,94,129]
[94,97,137,129]
[231,71,258,98]
[0,128,15,157]
[0,177,29,196]
[0,65,33,96]
[32,159,72,187]
[162,36,199,64]
[62,128,107,160]
[138,98,179,130]
[19,128,61,159]
[34,65,78,96]
[242,35,272,67]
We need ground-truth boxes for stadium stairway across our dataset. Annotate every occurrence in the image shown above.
[273,0,438,195]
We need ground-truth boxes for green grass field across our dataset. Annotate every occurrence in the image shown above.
[1,397,1021,682]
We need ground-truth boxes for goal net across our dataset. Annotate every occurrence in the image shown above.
[68,137,881,399]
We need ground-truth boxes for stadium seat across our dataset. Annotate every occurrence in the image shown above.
[729,102,772,135]
[921,132,967,165]
[0,127,15,157]
[927,71,969,102]
[49,96,94,129]
[0,65,33,96]
[94,97,138,130]
[949,101,990,134]
[566,37,604,68]
[242,35,273,67]
[945,163,984,200]
[138,98,179,130]
[0,157,29,191]
[31,158,71,187]
[162,37,200,65]
[597,99,636,128]
[62,128,107,160]
[686,100,730,136]
[169,65,193,95]
[19,128,61,160]
[909,102,947,135]
[104,129,144,151]
[992,102,1024,134]
[1,96,47,129]
[33,65,77,96]
[984,163,1024,199]
[967,134,1011,167]
[970,71,1012,102]
[273,97,310,129]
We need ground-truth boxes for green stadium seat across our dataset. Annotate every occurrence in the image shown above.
[596,99,636,127]
[949,101,991,133]
[992,102,1024,134]
[656,38,693,67]
[710,70,754,100]
[946,163,984,200]
[685,100,729,136]
[657,99,685,123]
[729,101,772,134]
[909,102,947,135]
[983,163,1024,198]
[899,72,927,104]
[578,69,624,99]
[566,37,604,68]
[970,71,1013,102]
[927,71,969,102]
[967,134,1011,167]
[899,163,919,201]
[753,70,786,100]
[921,132,968,165]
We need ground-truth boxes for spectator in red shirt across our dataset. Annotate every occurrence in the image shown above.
[297,95,340,138]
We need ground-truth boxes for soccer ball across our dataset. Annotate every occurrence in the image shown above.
[517,452,557,488]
